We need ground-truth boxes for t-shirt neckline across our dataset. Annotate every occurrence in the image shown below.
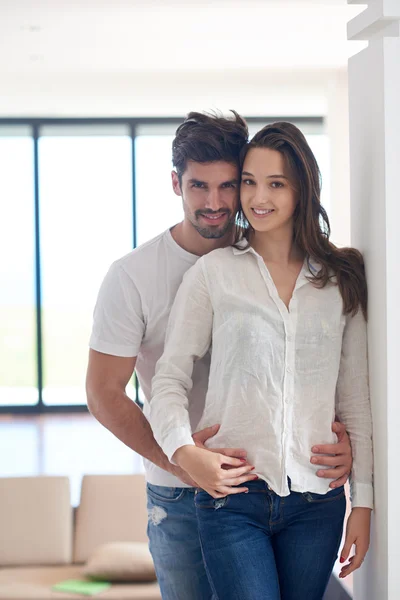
[165,227,199,264]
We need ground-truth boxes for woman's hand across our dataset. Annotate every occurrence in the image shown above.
[339,507,372,578]
[173,445,256,498]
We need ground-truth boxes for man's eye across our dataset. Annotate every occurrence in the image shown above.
[222,182,236,189]
[192,183,204,188]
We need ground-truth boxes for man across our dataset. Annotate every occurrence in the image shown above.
[86,111,352,600]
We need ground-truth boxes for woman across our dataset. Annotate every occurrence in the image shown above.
[149,122,373,600]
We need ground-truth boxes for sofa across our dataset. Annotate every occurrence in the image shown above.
[0,474,161,599]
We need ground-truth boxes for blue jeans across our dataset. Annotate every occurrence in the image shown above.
[195,480,346,600]
[147,483,215,600]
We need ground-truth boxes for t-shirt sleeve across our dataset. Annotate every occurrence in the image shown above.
[89,261,145,357]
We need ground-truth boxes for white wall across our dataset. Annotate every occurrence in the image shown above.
[349,37,388,600]
[348,2,400,597]
[0,69,329,117]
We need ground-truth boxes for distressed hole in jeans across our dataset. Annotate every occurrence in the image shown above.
[148,506,167,525]
[214,497,227,510]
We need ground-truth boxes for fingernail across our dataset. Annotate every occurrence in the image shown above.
[250,466,255,471]
[340,557,345,563]
[239,459,247,462]
[244,489,249,494]
[312,447,319,453]
[252,475,259,480]
[311,457,317,464]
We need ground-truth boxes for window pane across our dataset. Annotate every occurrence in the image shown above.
[0,134,37,406]
[135,135,183,245]
[0,421,39,475]
[39,134,133,405]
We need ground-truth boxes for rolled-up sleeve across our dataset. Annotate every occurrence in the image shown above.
[335,309,374,509]
[150,257,213,462]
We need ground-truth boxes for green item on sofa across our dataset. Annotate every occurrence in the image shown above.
[52,579,111,596]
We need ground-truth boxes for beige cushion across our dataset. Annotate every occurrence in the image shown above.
[74,475,148,564]
[0,566,161,599]
[83,542,156,582]
[0,477,72,566]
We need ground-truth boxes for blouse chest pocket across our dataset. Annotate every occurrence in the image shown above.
[296,289,345,341]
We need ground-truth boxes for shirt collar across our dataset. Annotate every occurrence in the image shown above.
[232,239,254,255]
[232,240,321,272]
[307,257,321,275]
[232,241,322,284]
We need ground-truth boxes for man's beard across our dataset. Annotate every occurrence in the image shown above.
[189,209,235,239]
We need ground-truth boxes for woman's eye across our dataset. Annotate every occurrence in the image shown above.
[271,181,283,188]
[241,179,254,185]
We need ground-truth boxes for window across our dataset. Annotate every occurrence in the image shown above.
[135,132,183,246]
[38,127,133,405]
[0,129,37,406]
[0,117,326,411]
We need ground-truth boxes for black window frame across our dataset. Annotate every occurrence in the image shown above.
[0,116,323,414]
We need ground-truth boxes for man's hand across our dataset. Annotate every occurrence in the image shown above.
[173,445,256,498]
[192,424,248,461]
[310,421,353,488]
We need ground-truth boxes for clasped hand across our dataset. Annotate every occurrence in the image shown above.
[173,443,257,498]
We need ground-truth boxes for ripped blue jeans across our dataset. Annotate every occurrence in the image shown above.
[195,479,346,600]
[147,483,216,600]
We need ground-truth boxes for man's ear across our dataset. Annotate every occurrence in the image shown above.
[171,170,182,196]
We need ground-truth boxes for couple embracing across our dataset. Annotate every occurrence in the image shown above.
[88,111,373,600]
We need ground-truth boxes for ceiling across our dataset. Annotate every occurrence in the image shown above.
[0,0,367,76]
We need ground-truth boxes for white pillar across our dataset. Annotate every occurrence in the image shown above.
[326,68,351,248]
[347,1,400,599]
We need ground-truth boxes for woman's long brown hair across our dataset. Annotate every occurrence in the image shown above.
[235,122,367,318]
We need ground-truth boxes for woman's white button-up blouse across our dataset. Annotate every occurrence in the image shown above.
[150,244,373,509]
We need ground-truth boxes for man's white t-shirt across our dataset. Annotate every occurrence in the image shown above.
[89,228,209,488]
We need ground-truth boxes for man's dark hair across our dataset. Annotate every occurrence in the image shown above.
[172,110,248,182]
